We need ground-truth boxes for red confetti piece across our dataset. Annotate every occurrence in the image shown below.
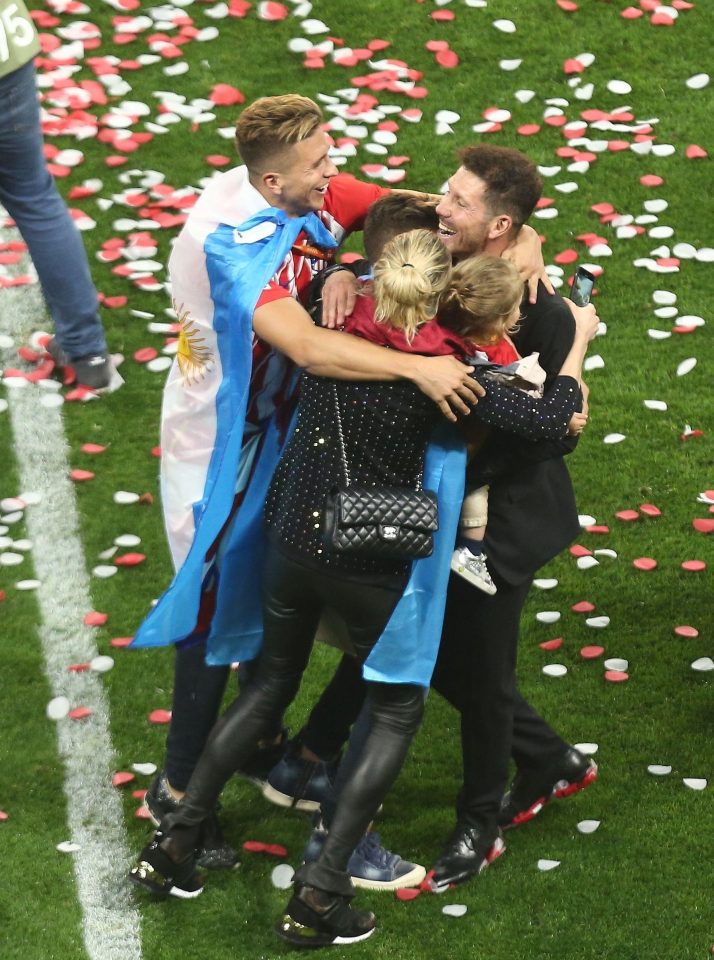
[102,296,128,308]
[431,9,455,19]
[539,638,563,651]
[615,510,640,522]
[435,49,459,68]
[70,469,95,482]
[563,58,585,74]
[621,6,644,17]
[206,155,231,167]
[135,805,151,819]
[685,144,708,159]
[556,0,578,10]
[572,601,595,614]
[681,560,706,572]
[633,557,657,571]
[114,552,146,567]
[81,443,106,454]
[151,446,162,458]
[692,518,714,534]
[396,887,421,901]
[69,706,92,720]
[110,636,134,647]
[112,771,136,787]
[134,347,158,363]
[639,503,662,517]
[640,175,664,187]
[605,671,628,683]
[674,625,699,638]
[210,84,244,106]
[554,249,578,264]
[581,645,604,659]
[585,525,610,535]
[67,663,90,673]
[570,544,593,557]
[84,611,108,626]
[148,709,172,724]
[242,840,288,856]
[517,124,541,136]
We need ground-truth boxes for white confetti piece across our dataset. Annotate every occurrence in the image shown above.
[113,491,140,504]
[146,356,173,373]
[607,79,632,95]
[652,289,677,305]
[533,578,558,590]
[537,859,561,871]
[603,433,626,444]
[583,355,605,372]
[47,696,71,721]
[648,765,672,776]
[0,552,24,566]
[691,657,714,672]
[493,19,516,32]
[442,904,468,917]
[695,247,714,263]
[604,658,628,672]
[93,565,118,578]
[57,841,81,853]
[515,89,536,104]
[435,110,460,125]
[676,315,705,328]
[90,656,115,673]
[647,329,671,340]
[682,778,707,791]
[685,73,710,90]
[536,611,561,624]
[542,664,568,677]
[15,579,40,590]
[577,556,600,570]
[644,400,668,411]
[114,534,141,548]
[593,549,617,559]
[577,820,600,834]
[499,59,522,71]
[574,743,598,755]
[586,616,610,629]
[39,393,65,409]
[271,863,295,889]
[676,358,697,376]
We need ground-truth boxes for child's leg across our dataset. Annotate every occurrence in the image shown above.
[458,486,489,551]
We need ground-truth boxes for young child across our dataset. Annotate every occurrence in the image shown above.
[437,256,541,593]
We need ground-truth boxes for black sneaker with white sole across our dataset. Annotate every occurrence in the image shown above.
[47,336,113,389]
[276,884,376,948]
[143,771,239,870]
[429,822,505,891]
[128,832,204,900]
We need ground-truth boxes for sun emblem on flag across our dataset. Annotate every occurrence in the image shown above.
[175,301,214,384]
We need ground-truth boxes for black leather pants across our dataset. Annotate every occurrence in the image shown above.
[162,546,424,897]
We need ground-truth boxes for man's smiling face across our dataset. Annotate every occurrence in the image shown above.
[435,166,499,261]
[272,129,339,216]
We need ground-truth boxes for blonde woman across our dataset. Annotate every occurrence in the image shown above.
[130,228,597,949]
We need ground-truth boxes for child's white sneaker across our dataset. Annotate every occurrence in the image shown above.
[450,547,497,595]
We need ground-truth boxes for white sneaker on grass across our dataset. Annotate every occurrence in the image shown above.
[450,547,497,594]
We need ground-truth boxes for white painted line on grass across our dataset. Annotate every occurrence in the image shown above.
[0,224,143,960]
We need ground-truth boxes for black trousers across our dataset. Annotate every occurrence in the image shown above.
[431,569,567,829]
[163,547,424,897]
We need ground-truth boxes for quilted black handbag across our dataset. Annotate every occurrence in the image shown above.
[323,385,438,560]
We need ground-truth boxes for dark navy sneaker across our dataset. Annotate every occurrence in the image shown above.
[143,772,239,871]
[129,831,204,900]
[303,820,426,892]
[47,336,113,389]
[430,823,505,891]
[263,745,337,813]
[498,746,599,830]
[276,884,375,948]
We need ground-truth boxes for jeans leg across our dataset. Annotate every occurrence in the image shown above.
[164,638,231,792]
[0,62,106,358]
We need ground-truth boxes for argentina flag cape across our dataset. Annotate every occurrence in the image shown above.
[132,196,338,655]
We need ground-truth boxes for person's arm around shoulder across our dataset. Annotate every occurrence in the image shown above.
[252,296,484,421]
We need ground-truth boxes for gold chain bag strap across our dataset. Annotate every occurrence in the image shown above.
[323,383,439,559]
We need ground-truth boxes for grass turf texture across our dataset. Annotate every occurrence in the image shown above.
[1,1,712,958]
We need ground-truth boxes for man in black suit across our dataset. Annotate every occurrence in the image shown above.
[428,145,598,888]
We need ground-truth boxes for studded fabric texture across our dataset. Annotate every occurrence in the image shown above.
[325,486,438,560]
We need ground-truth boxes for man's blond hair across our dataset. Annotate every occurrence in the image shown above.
[235,95,324,174]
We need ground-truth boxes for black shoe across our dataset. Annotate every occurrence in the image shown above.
[430,823,505,891]
[235,728,289,789]
[498,747,599,830]
[128,831,204,899]
[143,771,239,871]
[276,884,376,948]
[47,336,113,389]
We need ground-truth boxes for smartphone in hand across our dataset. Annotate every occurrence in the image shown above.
[570,266,595,307]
